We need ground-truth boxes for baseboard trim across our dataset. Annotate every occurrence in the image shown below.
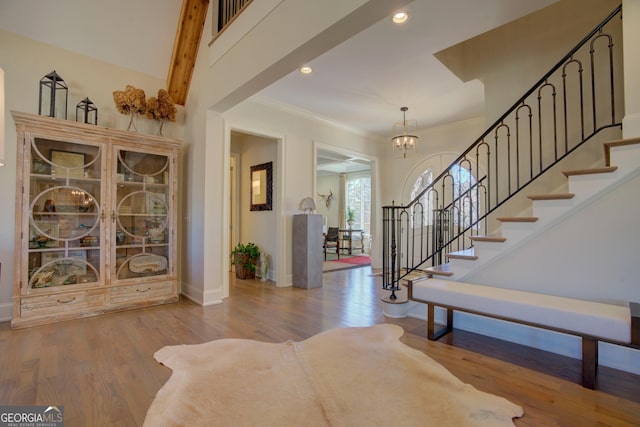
[0,302,12,323]
[180,281,223,306]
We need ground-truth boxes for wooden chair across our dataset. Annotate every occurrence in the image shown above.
[323,227,340,260]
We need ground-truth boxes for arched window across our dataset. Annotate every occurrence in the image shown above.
[449,164,478,229]
[409,168,433,227]
[409,164,477,229]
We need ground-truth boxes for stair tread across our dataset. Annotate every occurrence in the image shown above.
[470,235,507,242]
[563,166,617,177]
[399,270,432,285]
[528,193,575,200]
[425,263,454,277]
[604,137,640,165]
[604,136,640,149]
[448,248,478,260]
[497,216,539,222]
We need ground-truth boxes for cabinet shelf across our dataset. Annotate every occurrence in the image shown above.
[116,181,168,188]
[117,213,167,217]
[116,243,169,249]
[30,173,102,183]
[32,212,99,217]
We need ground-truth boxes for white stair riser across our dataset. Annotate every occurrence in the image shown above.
[531,198,575,220]
[446,259,473,276]
[609,145,640,173]
[499,221,539,241]
[470,242,507,262]
[567,171,618,195]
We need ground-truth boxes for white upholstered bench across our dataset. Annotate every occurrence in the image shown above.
[407,277,640,389]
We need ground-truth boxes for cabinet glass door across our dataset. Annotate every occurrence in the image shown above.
[27,136,102,290]
[114,149,170,280]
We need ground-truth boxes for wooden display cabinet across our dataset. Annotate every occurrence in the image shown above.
[11,111,181,328]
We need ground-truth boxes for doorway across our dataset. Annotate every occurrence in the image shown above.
[229,130,278,281]
[229,153,239,271]
[315,146,373,256]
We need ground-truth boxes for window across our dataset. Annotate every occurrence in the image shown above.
[450,164,477,229]
[346,175,371,235]
[410,168,433,227]
[409,164,477,229]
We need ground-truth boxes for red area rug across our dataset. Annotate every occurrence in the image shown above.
[334,255,370,265]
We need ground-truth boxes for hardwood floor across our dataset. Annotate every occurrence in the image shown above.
[1,266,639,426]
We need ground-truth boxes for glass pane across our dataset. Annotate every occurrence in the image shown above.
[32,137,101,180]
[28,251,99,289]
[114,149,170,281]
[346,176,371,234]
[115,246,169,280]
[28,137,102,290]
[117,150,168,183]
[116,190,168,241]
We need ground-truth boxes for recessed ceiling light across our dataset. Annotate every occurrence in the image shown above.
[392,12,409,24]
[300,66,313,74]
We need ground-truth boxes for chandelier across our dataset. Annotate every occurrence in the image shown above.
[392,107,418,158]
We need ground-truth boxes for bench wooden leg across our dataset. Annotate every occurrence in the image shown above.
[631,302,640,346]
[582,337,598,389]
[427,304,453,341]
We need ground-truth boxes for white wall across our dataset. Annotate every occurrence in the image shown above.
[316,174,340,230]
[437,0,621,125]
[377,116,486,207]
[622,0,640,137]
[0,30,179,321]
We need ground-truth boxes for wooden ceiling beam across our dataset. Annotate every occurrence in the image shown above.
[167,0,209,106]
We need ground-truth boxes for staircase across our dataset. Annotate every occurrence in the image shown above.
[430,137,640,282]
[382,5,625,301]
[383,136,640,318]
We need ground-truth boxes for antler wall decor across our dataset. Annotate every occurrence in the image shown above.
[318,189,333,207]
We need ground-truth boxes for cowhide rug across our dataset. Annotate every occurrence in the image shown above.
[144,324,523,426]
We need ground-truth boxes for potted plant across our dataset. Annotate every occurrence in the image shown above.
[231,242,260,279]
[346,207,356,228]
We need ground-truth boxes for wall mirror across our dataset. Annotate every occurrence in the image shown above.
[250,161,272,211]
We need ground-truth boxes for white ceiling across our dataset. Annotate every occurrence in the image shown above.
[0,0,183,80]
[257,0,557,137]
[0,0,555,142]
[316,148,371,176]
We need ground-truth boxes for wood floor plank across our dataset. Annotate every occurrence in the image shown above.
[0,266,638,426]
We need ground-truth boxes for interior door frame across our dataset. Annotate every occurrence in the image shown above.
[229,152,240,271]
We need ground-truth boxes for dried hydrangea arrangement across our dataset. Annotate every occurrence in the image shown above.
[113,85,147,131]
[146,89,177,136]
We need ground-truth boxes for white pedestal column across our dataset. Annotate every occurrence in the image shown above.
[292,214,323,289]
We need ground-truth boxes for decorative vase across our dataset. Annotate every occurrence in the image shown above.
[127,112,137,132]
[157,119,166,136]
[259,253,268,282]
